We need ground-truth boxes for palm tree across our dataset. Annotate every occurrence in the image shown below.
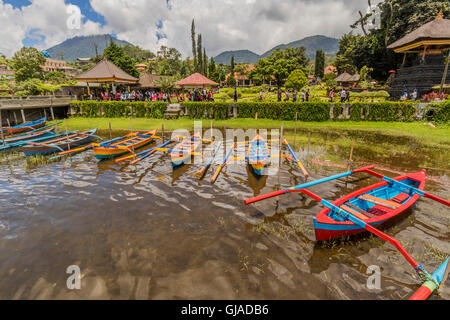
[155,76,176,94]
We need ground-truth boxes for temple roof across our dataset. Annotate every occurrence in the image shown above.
[75,58,138,83]
[387,16,450,52]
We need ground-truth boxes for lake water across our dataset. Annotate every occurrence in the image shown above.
[0,130,448,300]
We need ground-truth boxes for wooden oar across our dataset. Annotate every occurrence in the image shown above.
[360,168,450,207]
[283,139,310,178]
[211,143,237,183]
[196,142,222,178]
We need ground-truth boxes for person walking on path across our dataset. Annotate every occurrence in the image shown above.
[234,87,238,102]
[329,89,334,102]
[305,89,310,102]
[301,90,305,102]
[293,90,297,102]
[278,89,282,102]
[259,89,263,101]
[285,90,290,102]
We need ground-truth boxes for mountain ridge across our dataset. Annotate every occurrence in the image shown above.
[214,35,339,64]
[46,34,133,62]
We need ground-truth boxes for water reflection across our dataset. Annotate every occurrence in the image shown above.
[0,130,448,300]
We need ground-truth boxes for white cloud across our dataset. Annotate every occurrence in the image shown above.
[0,0,380,58]
[0,0,108,57]
[90,0,375,57]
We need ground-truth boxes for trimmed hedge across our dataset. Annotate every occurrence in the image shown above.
[432,101,450,123]
[68,100,445,122]
[181,102,229,120]
[69,101,167,118]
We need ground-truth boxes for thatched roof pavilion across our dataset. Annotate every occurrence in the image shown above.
[176,73,218,89]
[387,13,450,55]
[76,58,138,84]
[137,73,161,89]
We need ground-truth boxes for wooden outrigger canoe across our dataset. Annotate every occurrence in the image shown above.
[313,170,426,241]
[170,134,203,167]
[211,136,309,183]
[247,135,270,176]
[4,117,47,135]
[21,129,98,157]
[93,130,159,160]
[245,166,449,300]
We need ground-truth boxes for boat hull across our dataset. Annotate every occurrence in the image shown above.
[21,129,97,157]
[314,171,426,241]
[171,134,202,168]
[93,137,155,160]
[248,136,269,176]
[5,118,47,135]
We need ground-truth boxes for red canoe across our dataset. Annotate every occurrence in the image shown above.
[313,170,426,241]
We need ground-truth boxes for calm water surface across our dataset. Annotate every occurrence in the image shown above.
[0,132,448,300]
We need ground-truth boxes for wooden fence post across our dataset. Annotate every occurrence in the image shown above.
[20,109,26,123]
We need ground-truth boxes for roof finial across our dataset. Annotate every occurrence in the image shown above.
[437,9,444,19]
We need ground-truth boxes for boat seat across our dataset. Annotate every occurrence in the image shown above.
[358,194,402,210]
[392,193,410,204]
[340,205,370,220]
[367,205,392,217]
[345,202,375,218]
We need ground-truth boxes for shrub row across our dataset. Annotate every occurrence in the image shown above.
[69,101,167,118]
[431,101,450,123]
[69,100,447,123]
[182,101,418,122]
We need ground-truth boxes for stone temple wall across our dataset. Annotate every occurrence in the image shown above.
[388,54,450,100]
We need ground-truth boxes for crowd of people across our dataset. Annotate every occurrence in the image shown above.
[83,88,217,103]
[273,89,312,102]
[185,89,216,102]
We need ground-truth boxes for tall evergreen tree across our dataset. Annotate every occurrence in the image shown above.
[197,34,203,73]
[230,55,235,74]
[203,49,208,76]
[191,19,197,72]
[314,50,325,79]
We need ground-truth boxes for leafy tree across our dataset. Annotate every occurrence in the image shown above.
[252,48,309,88]
[44,71,70,85]
[103,41,139,77]
[226,74,236,87]
[17,78,60,96]
[122,45,155,63]
[314,50,325,79]
[359,65,373,82]
[285,69,308,91]
[208,58,219,82]
[322,72,337,90]
[10,47,46,82]
[155,46,182,77]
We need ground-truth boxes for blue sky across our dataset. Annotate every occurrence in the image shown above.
[4,0,106,48]
[4,0,105,24]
